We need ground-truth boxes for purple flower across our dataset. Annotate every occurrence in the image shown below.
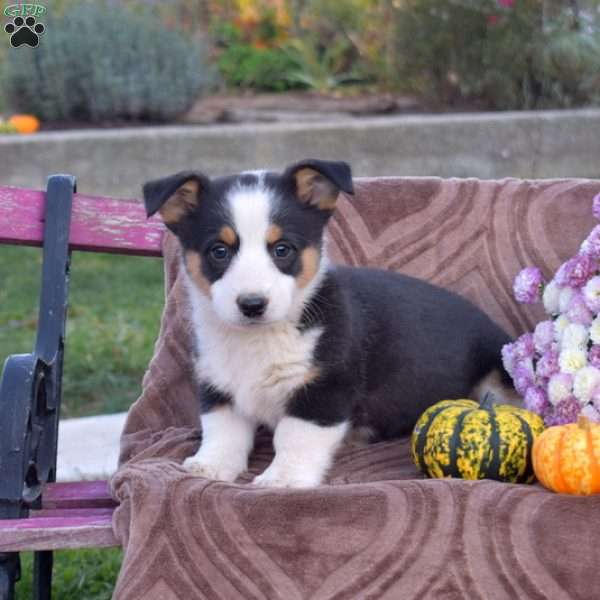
[580,225,600,259]
[533,320,554,354]
[536,347,559,380]
[524,386,549,416]
[513,362,534,396]
[549,395,581,426]
[555,254,595,288]
[589,345,600,369]
[566,291,594,326]
[514,333,535,360]
[513,267,544,304]
[592,386,600,412]
[594,193,600,221]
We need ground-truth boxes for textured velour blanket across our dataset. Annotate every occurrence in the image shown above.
[111,177,600,600]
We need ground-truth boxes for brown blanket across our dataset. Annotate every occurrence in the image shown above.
[111,177,600,600]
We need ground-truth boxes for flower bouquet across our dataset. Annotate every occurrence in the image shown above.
[502,193,600,425]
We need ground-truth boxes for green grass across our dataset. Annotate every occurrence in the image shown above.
[0,245,164,596]
[16,549,123,600]
[0,245,164,417]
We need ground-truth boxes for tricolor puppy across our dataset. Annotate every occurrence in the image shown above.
[143,159,515,488]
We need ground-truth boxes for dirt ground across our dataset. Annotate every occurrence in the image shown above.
[34,90,488,131]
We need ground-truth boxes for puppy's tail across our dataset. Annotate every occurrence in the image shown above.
[470,368,521,408]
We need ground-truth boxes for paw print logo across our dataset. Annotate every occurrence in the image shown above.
[4,16,45,48]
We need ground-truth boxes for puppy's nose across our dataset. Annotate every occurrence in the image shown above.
[237,294,268,318]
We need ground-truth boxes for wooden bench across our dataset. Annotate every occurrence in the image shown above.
[0,176,164,599]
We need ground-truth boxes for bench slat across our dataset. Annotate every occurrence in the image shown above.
[32,507,115,519]
[42,481,117,509]
[0,513,119,551]
[0,186,163,256]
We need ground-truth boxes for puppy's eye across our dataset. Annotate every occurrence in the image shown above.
[273,242,295,259]
[209,243,229,261]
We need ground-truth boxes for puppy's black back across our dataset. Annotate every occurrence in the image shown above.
[305,266,511,439]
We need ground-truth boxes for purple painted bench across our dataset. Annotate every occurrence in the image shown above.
[0,180,163,598]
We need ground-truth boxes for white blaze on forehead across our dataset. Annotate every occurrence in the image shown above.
[228,183,272,245]
[241,169,267,180]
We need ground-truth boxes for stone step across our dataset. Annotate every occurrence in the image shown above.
[56,412,127,482]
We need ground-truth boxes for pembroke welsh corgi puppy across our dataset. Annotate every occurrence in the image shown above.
[143,159,515,488]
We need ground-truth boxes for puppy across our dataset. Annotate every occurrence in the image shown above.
[143,159,515,488]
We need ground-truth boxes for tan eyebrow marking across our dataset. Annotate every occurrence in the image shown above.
[219,225,237,246]
[266,224,282,245]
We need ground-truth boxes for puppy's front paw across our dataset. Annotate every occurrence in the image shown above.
[253,464,322,489]
[182,456,244,483]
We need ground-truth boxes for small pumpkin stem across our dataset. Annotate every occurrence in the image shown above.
[481,392,497,410]
[578,415,591,431]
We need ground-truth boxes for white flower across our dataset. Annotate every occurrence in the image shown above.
[581,403,600,423]
[583,276,600,313]
[543,280,561,315]
[559,347,588,374]
[591,315,600,345]
[561,323,589,350]
[558,287,575,313]
[553,314,571,344]
[548,373,573,406]
[573,366,600,404]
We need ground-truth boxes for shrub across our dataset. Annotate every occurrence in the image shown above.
[2,3,212,123]
[217,43,301,92]
[212,1,371,93]
[289,0,381,87]
[389,0,600,110]
[212,10,301,92]
[284,37,364,92]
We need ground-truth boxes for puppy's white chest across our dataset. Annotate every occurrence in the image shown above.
[195,321,322,427]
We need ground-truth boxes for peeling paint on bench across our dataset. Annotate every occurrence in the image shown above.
[0,185,164,256]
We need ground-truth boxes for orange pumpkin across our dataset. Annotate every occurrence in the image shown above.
[532,416,600,495]
[8,114,40,134]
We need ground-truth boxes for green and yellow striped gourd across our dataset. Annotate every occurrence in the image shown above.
[411,394,545,483]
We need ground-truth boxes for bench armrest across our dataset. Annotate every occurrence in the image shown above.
[0,353,40,517]
[0,175,76,519]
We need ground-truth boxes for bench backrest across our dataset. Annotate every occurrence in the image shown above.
[0,185,163,255]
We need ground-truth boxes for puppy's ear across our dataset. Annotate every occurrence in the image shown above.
[143,171,209,225]
[284,159,354,212]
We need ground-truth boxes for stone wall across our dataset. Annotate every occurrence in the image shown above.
[1,109,599,197]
